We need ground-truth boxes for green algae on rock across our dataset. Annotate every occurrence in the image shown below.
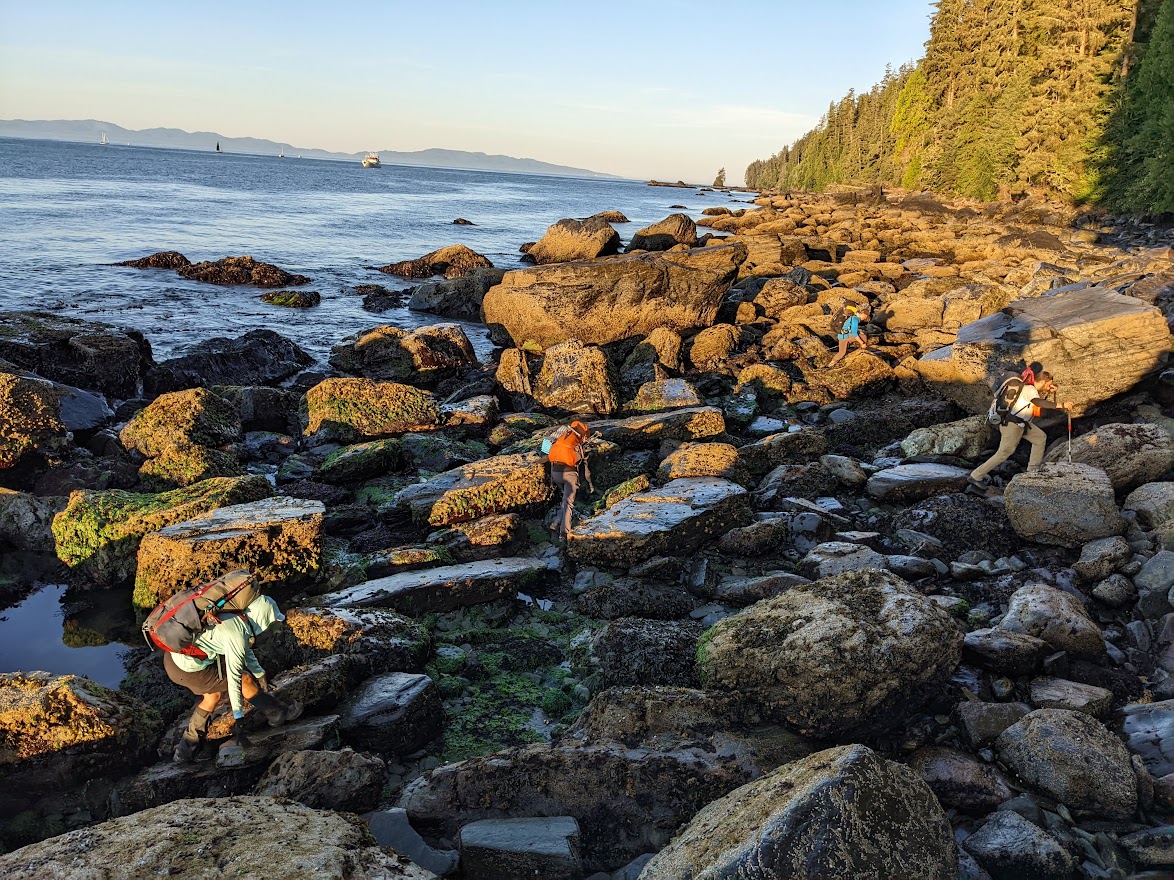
[303,378,440,442]
[133,497,325,608]
[317,438,403,484]
[50,475,272,585]
[138,443,244,490]
[119,387,241,458]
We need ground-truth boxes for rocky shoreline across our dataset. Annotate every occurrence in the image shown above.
[1,188,1173,879]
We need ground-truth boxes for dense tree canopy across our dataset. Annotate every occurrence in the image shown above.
[746,0,1172,214]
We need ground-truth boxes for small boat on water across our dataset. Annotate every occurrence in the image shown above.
[361,152,381,168]
[100,131,108,145]
[215,142,221,153]
[278,147,285,158]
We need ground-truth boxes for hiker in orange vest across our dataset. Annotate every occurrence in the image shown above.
[547,420,594,541]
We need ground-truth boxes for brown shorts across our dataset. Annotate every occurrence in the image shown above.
[164,652,227,696]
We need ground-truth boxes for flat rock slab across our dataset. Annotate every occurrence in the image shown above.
[458,816,583,880]
[567,477,751,568]
[318,557,556,615]
[866,463,971,503]
[1030,677,1113,717]
[337,672,443,755]
[133,496,325,608]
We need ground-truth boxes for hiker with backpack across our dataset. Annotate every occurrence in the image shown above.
[544,420,595,541]
[826,304,871,367]
[148,569,303,764]
[967,370,1070,492]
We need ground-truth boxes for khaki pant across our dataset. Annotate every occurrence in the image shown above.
[970,421,1047,481]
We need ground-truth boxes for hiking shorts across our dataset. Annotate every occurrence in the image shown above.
[164,652,227,696]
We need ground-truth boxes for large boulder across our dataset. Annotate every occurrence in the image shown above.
[962,810,1076,880]
[696,568,963,740]
[815,350,896,399]
[0,796,436,879]
[657,442,748,485]
[914,287,1172,417]
[303,378,440,442]
[400,742,748,872]
[145,330,312,395]
[253,748,386,812]
[50,475,272,585]
[133,497,325,608]
[1043,422,1174,493]
[119,387,241,457]
[997,584,1105,660]
[533,339,619,416]
[567,477,752,568]
[0,672,163,820]
[336,672,444,754]
[995,708,1138,819]
[526,216,621,265]
[328,324,477,384]
[0,371,69,469]
[1003,463,1124,547]
[626,213,697,252]
[640,745,957,880]
[0,311,150,398]
[482,243,745,349]
[394,452,552,526]
[407,267,506,320]
[378,244,493,279]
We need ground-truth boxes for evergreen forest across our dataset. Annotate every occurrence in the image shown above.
[744,0,1173,215]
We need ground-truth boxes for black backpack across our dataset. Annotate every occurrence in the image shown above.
[988,376,1027,426]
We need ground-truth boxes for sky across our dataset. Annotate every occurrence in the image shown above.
[0,1,934,184]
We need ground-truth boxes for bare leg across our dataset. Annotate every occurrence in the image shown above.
[827,338,850,367]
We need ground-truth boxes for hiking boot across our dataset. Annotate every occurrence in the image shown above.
[173,734,199,765]
[250,690,304,727]
[173,706,213,764]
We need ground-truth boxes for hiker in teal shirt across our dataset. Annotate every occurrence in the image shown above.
[827,304,871,367]
[165,594,302,763]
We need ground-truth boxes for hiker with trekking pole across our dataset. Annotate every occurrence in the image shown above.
[967,368,1071,493]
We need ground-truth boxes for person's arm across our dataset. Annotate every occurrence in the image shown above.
[581,450,594,493]
[216,624,252,720]
[1030,396,1068,411]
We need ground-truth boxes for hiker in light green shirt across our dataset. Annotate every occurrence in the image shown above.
[165,594,302,763]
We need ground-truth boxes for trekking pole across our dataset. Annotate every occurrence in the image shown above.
[1067,410,1072,465]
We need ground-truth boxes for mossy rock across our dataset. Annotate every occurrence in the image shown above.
[0,372,69,469]
[50,475,272,585]
[120,388,241,458]
[260,290,320,308]
[139,443,244,490]
[317,439,403,484]
[303,378,440,442]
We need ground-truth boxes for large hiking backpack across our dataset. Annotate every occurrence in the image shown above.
[830,304,849,335]
[142,569,260,658]
[987,375,1027,426]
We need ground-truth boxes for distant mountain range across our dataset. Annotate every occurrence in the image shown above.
[0,119,623,179]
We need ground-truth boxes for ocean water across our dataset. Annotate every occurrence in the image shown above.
[0,137,753,680]
[0,137,749,363]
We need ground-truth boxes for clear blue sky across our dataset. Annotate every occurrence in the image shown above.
[0,1,934,183]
